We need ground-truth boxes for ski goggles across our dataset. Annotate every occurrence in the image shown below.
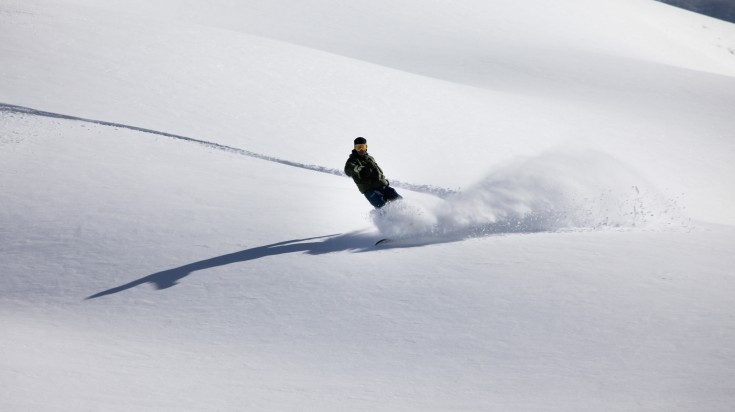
[355,144,368,151]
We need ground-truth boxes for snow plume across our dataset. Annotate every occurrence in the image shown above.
[370,200,439,239]
[373,150,687,240]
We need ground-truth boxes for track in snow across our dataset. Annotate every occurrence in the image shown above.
[0,102,456,198]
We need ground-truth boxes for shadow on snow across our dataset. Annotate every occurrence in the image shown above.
[85,232,389,299]
[85,222,550,300]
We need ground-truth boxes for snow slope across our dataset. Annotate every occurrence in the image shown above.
[2,0,735,411]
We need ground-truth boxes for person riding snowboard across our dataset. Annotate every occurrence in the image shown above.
[344,137,402,208]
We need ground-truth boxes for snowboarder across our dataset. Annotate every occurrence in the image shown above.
[344,137,402,208]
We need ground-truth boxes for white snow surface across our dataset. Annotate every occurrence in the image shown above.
[1,0,735,411]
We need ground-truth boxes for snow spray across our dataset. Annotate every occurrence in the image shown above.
[372,149,688,240]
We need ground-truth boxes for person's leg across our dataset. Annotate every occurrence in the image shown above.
[364,189,387,208]
[382,186,402,203]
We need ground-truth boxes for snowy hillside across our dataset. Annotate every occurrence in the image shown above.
[2,0,735,411]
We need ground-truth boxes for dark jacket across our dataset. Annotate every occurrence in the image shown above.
[344,150,390,193]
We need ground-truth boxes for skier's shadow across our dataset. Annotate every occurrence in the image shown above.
[85,233,374,300]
